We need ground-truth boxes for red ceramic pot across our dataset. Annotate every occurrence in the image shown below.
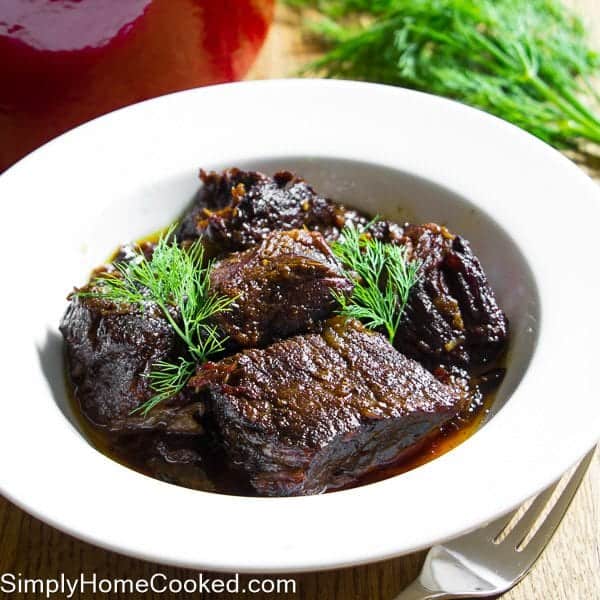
[0,0,274,171]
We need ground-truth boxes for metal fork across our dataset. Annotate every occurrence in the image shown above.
[395,446,597,600]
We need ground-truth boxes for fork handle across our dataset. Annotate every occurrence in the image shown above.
[393,579,452,600]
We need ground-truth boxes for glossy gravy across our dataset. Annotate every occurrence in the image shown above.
[69,380,497,496]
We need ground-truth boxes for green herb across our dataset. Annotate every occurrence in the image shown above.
[331,222,421,341]
[290,0,600,151]
[77,226,234,416]
[142,358,197,415]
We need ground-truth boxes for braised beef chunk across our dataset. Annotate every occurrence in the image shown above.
[393,223,508,368]
[210,229,353,347]
[190,318,469,496]
[60,293,204,435]
[176,168,367,253]
[177,169,262,242]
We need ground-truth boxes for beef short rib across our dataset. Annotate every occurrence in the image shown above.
[176,168,367,254]
[60,292,204,435]
[209,229,353,347]
[393,223,508,368]
[190,318,469,496]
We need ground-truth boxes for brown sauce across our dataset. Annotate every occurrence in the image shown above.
[345,392,496,490]
[68,374,498,496]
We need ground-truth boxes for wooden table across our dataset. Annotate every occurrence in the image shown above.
[1,2,599,598]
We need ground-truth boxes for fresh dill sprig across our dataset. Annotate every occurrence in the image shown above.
[77,226,233,416]
[289,0,600,151]
[331,223,421,341]
[139,358,197,415]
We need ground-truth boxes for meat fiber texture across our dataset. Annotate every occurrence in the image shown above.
[393,224,508,369]
[175,168,368,254]
[191,318,469,496]
[209,228,353,348]
[60,293,205,437]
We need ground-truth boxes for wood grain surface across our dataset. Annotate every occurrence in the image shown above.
[1,2,599,598]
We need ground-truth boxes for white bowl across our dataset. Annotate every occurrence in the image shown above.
[0,80,598,573]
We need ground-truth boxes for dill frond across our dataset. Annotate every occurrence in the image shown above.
[132,358,196,416]
[331,223,421,341]
[290,0,600,151]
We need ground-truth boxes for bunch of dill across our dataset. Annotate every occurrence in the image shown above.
[289,0,600,151]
